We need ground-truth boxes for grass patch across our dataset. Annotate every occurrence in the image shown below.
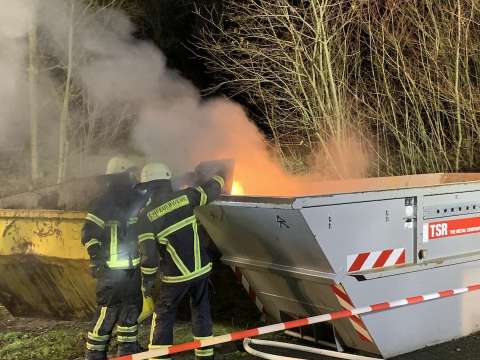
[0,327,85,360]
[0,265,267,359]
[0,322,260,360]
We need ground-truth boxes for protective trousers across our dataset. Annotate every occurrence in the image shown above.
[149,276,213,359]
[86,269,142,360]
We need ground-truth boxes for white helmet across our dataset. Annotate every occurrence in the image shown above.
[140,162,172,183]
[105,156,135,175]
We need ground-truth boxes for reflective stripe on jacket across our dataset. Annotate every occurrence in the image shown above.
[82,188,147,270]
[138,176,224,283]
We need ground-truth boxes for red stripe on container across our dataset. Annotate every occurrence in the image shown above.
[373,249,393,268]
[234,267,242,281]
[249,288,257,302]
[350,315,365,327]
[332,285,354,306]
[396,250,406,265]
[349,253,370,272]
[231,329,259,341]
[358,333,372,342]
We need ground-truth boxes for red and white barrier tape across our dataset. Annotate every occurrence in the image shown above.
[111,283,480,360]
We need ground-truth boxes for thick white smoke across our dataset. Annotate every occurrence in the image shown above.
[0,0,370,195]
[0,0,35,149]
[37,0,297,191]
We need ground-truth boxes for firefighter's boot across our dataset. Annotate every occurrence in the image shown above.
[85,350,107,360]
[117,341,141,356]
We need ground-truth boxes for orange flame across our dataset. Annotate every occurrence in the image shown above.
[231,180,245,195]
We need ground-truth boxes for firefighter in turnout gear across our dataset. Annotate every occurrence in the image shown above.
[137,162,225,359]
[82,156,147,360]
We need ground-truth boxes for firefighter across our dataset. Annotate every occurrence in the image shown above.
[136,162,225,359]
[82,156,146,360]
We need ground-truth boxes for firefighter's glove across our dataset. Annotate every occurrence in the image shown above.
[137,295,154,323]
[215,168,227,183]
[89,258,106,278]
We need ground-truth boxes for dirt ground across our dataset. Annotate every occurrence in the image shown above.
[2,304,480,360]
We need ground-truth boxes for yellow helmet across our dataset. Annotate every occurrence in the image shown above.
[105,156,135,175]
[140,162,172,183]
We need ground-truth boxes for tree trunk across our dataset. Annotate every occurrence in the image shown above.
[28,24,39,182]
[57,0,75,184]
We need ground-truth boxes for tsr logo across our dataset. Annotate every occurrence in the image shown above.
[430,223,448,238]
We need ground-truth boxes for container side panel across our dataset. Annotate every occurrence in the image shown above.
[0,211,93,319]
[0,211,88,259]
[198,205,334,274]
[0,255,95,319]
[301,199,415,275]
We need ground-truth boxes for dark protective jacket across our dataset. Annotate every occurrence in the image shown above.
[137,175,224,284]
[82,186,147,270]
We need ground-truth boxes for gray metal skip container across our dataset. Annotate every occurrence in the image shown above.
[197,173,480,358]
